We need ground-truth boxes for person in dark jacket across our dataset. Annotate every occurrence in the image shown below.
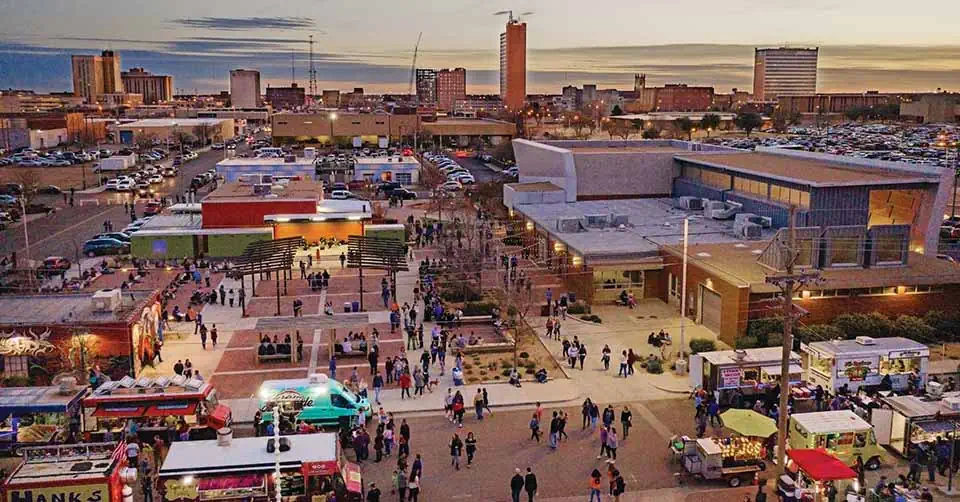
[510,468,525,502]
[524,467,538,502]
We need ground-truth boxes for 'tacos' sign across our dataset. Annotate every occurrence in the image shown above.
[10,484,107,502]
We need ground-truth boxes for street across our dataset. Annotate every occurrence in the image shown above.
[0,145,242,261]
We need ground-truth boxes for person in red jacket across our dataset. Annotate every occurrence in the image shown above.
[399,371,412,399]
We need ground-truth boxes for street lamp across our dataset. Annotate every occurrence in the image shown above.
[674,215,702,365]
[329,113,337,149]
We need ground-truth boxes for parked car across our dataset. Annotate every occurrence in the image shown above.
[40,256,71,275]
[440,180,462,191]
[330,190,357,200]
[83,238,130,257]
[93,232,131,242]
[388,188,417,200]
[144,202,162,216]
[36,185,63,195]
[0,194,18,205]
[116,180,135,191]
[148,175,163,184]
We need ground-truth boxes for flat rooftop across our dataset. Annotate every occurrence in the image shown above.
[567,145,689,154]
[217,157,314,167]
[117,118,225,127]
[140,214,202,231]
[511,182,564,192]
[0,290,155,325]
[160,434,337,476]
[806,337,928,357]
[661,241,960,292]
[355,157,419,165]
[204,180,324,201]
[699,346,801,366]
[515,198,768,258]
[676,151,938,187]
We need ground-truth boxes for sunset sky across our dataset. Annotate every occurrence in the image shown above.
[1,0,958,94]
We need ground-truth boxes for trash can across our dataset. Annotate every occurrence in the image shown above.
[674,358,688,376]
[568,292,576,303]
[343,302,351,313]
[351,301,360,312]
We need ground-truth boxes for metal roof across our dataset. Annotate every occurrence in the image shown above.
[699,347,801,366]
[806,337,929,358]
[790,410,872,434]
[160,434,338,476]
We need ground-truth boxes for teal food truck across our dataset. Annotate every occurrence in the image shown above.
[257,374,371,429]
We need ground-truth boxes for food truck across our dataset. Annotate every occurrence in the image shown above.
[1,442,128,502]
[670,436,766,487]
[870,390,960,457]
[82,375,231,442]
[802,337,929,394]
[789,410,885,470]
[0,386,86,456]
[257,374,370,429]
[158,432,362,502]
[688,347,804,405]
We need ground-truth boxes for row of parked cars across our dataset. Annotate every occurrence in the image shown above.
[424,152,475,191]
[1,148,116,167]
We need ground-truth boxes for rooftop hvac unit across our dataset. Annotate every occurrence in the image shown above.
[253,183,272,195]
[585,214,609,228]
[677,196,704,211]
[611,214,629,227]
[855,336,876,346]
[91,289,122,312]
[736,213,773,229]
[928,381,945,399]
[737,222,762,240]
[709,201,742,220]
[556,217,585,233]
[945,397,960,412]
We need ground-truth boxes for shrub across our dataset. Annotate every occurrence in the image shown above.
[832,312,892,339]
[689,338,716,354]
[765,333,784,348]
[747,318,784,346]
[525,367,536,374]
[567,301,591,315]
[2,375,31,387]
[736,335,760,349]
[647,359,663,374]
[892,315,934,341]
[795,324,844,343]
[519,351,530,359]
[525,361,537,370]
[494,375,501,380]
[462,301,499,316]
[463,363,473,370]
[501,368,512,376]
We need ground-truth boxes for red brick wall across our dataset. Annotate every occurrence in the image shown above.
[202,200,316,228]
[766,285,960,326]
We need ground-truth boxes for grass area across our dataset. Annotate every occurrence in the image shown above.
[460,322,562,384]
[0,165,99,190]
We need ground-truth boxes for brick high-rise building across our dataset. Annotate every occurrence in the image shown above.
[72,50,123,103]
[265,83,306,110]
[121,68,173,105]
[415,69,436,105]
[435,68,466,112]
[655,84,715,112]
[229,69,262,108]
[499,16,526,112]
[753,47,818,101]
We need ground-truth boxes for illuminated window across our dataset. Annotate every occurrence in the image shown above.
[874,235,906,264]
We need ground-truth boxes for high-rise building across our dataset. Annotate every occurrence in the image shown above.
[265,83,306,110]
[72,50,123,103]
[229,69,262,108]
[436,68,466,112]
[415,69,437,105]
[499,16,527,111]
[121,68,173,105]
[753,47,818,101]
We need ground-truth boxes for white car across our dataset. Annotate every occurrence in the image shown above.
[330,190,356,200]
[452,174,476,184]
[211,143,225,150]
[148,175,163,184]
[104,179,120,191]
[440,180,462,191]
[116,180,135,191]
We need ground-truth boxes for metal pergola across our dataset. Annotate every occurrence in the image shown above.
[232,236,306,316]
[346,235,408,311]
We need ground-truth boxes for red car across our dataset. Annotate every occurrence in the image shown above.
[40,256,71,275]
[144,201,162,216]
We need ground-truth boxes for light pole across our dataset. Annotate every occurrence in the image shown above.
[939,133,958,219]
[328,113,337,150]
[673,214,701,365]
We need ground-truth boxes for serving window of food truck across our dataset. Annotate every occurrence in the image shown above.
[82,375,231,442]
[257,374,370,431]
[789,410,885,470]
[871,393,960,457]
[802,337,929,394]
[2,442,126,502]
[158,433,361,502]
[689,348,803,405]
[0,386,86,456]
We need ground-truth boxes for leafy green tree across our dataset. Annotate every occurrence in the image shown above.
[795,324,844,343]
[674,117,695,140]
[734,113,763,137]
[832,312,892,339]
[891,315,934,341]
[699,113,721,137]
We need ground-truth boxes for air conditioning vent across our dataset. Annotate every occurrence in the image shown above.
[253,183,272,195]
[676,196,704,211]
[611,214,629,227]
[585,214,609,228]
[855,336,876,346]
[91,289,122,312]
[556,217,585,233]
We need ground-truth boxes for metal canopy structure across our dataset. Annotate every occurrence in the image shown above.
[232,236,306,316]
[346,235,408,311]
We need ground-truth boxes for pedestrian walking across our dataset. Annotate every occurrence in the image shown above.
[449,433,463,470]
[548,411,559,449]
[465,432,477,466]
[194,312,202,335]
[529,413,541,443]
[199,324,207,349]
[329,355,337,381]
[511,468,525,502]
[601,345,611,371]
[598,426,608,459]
[590,402,600,429]
[366,482,381,502]
[482,388,492,416]
[613,470,625,502]
[620,406,632,439]
[581,399,593,429]
[219,285,225,305]
[373,371,383,405]
[474,389,485,420]
[524,468,538,502]
[393,468,406,502]
[374,430,384,463]
[399,371,412,399]
[228,289,235,307]
[606,427,619,460]
[578,344,587,370]
[339,252,346,269]
[407,473,420,502]
[210,325,218,348]
[589,469,602,502]
[618,350,629,378]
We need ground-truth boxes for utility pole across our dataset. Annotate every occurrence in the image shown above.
[765,206,820,476]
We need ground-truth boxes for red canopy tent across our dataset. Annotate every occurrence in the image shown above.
[787,448,857,481]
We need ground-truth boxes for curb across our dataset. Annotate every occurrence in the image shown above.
[650,382,691,395]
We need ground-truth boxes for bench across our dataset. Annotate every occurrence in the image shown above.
[257,351,295,364]
[333,346,368,359]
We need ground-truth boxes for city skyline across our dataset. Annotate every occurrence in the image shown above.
[1,0,959,95]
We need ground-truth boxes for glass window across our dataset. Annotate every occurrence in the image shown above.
[875,235,906,264]
[810,353,832,377]
[829,239,860,266]
[795,238,816,268]
[593,270,644,290]
[880,357,920,376]
[1,355,28,378]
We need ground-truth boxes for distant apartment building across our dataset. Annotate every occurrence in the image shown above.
[121,68,173,105]
[321,90,341,108]
[72,50,123,103]
[229,69,262,108]
[778,92,901,116]
[415,69,437,105]
[711,88,753,112]
[753,47,819,101]
[0,90,85,113]
[499,17,527,111]
[900,93,960,124]
[627,75,713,112]
[453,95,503,117]
[436,68,466,112]
[265,83,306,110]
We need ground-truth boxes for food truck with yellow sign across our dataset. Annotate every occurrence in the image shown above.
[158,432,361,502]
[802,337,929,394]
[1,442,128,502]
[788,410,885,470]
[670,436,766,487]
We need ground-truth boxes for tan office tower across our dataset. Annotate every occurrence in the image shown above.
[230,69,262,108]
[753,47,818,101]
[72,50,123,103]
[121,68,173,104]
[436,68,466,112]
[499,17,526,112]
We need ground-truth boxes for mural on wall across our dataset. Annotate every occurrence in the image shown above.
[0,328,58,357]
[131,302,161,374]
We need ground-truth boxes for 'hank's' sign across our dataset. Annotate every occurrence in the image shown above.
[9,484,107,502]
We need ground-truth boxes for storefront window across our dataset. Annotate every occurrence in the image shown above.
[593,270,644,290]
[880,357,921,376]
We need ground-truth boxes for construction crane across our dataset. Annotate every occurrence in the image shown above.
[408,32,423,97]
[493,10,533,23]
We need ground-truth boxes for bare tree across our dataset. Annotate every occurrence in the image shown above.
[504,285,534,368]
[134,131,156,152]
[192,124,213,146]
